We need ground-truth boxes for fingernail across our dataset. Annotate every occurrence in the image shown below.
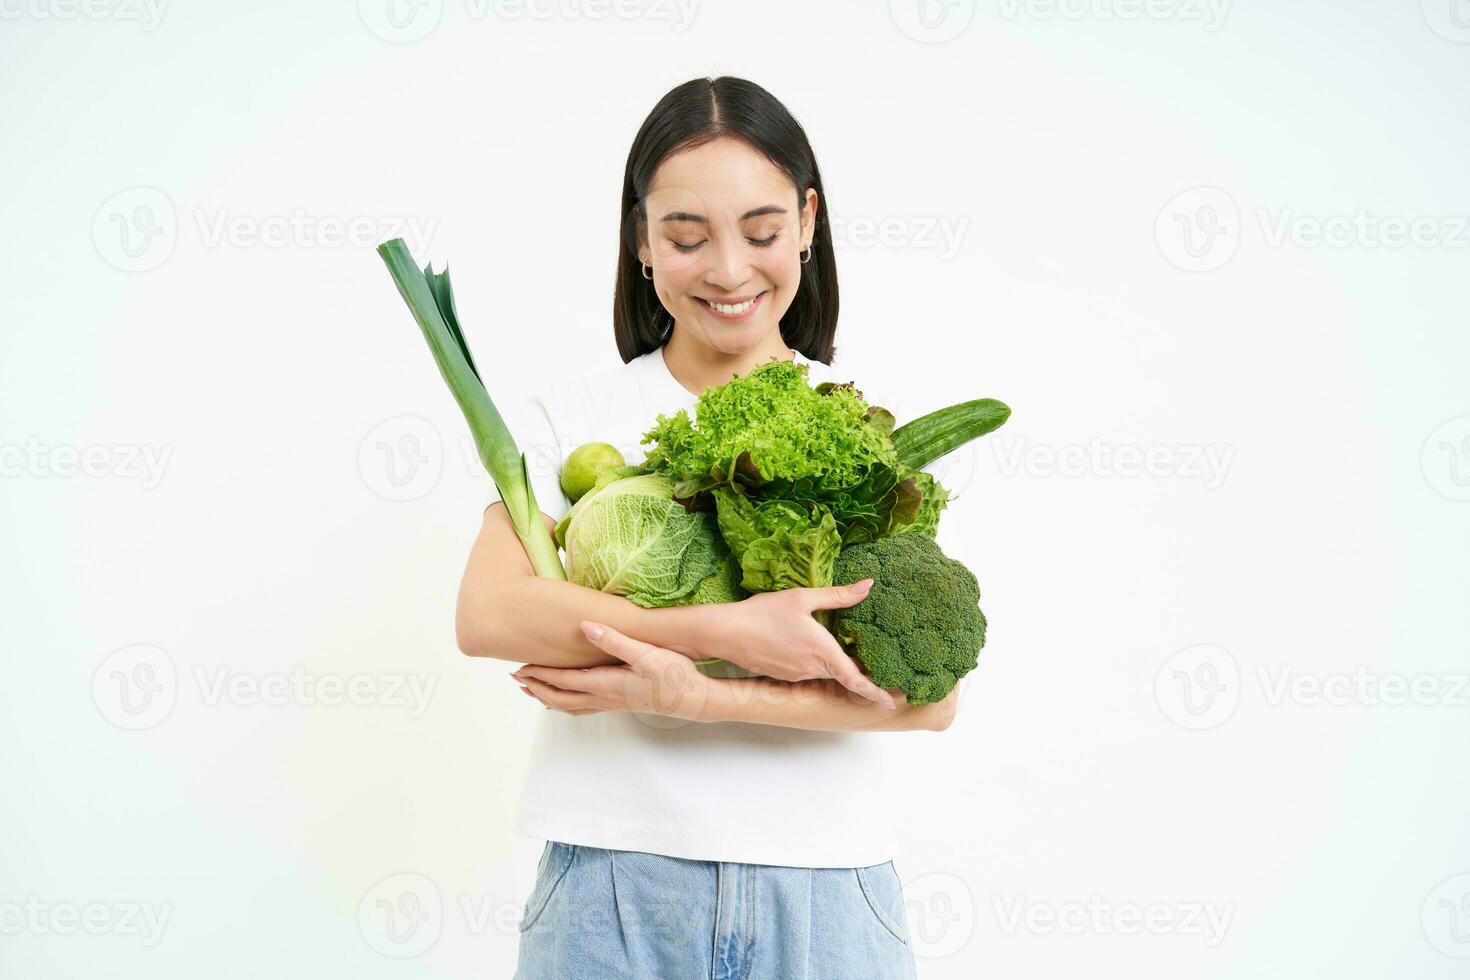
[580,621,605,642]
[857,578,874,591]
[883,697,897,709]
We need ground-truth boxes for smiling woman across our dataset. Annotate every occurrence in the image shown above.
[464,77,921,980]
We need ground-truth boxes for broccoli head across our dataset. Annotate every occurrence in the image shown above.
[829,533,986,706]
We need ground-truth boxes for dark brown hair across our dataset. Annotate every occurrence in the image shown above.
[613,77,839,365]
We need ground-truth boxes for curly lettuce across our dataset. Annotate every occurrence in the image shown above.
[640,358,948,591]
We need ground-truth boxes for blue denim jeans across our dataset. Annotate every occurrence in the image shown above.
[513,841,918,979]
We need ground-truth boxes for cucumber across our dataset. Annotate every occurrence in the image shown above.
[891,398,1011,469]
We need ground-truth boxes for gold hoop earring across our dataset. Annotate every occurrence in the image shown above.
[642,262,653,280]
[799,247,812,264]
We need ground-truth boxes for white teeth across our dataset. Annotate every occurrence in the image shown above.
[707,295,757,315]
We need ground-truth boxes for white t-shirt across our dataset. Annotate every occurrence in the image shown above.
[498,345,904,869]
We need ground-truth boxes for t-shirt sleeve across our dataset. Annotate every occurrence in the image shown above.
[491,393,570,522]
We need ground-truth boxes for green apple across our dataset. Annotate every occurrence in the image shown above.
[560,442,626,503]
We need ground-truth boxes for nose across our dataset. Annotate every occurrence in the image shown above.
[704,222,756,293]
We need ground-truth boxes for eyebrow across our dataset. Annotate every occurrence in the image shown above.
[659,205,787,224]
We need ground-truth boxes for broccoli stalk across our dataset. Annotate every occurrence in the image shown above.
[829,534,986,706]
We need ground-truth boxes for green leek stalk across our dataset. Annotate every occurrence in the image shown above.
[376,238,566,581]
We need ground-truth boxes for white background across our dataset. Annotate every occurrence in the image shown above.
[3,1,1469,977]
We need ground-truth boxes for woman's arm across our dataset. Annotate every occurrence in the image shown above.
[705,677,958,732]
[513,622,960,731]
[456,502,712,669]
[460,503,897,708]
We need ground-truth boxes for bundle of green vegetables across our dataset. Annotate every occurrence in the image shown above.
[377,238,1010,705]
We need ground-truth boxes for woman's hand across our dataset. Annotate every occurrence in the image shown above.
[511,621,716,721]
[689,579,897,709]
[515,621,948,732]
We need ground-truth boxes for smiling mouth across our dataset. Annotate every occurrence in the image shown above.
[697,291,766,320]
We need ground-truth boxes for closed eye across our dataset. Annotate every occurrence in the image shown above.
[673,232,781,254]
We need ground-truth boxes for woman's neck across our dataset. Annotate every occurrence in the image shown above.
[661,328,796,397]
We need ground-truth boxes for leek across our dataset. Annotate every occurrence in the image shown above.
[376,238,566,581]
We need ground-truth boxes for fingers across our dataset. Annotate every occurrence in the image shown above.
[804,578,874,611]
[824,653,898,709]
[513,664,583,690]
[579,621,665,667]
[519,674,601,711]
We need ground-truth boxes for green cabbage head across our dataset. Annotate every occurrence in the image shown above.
[555,472,746,608]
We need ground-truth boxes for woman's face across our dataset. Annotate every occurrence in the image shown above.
[639,137,817,356]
